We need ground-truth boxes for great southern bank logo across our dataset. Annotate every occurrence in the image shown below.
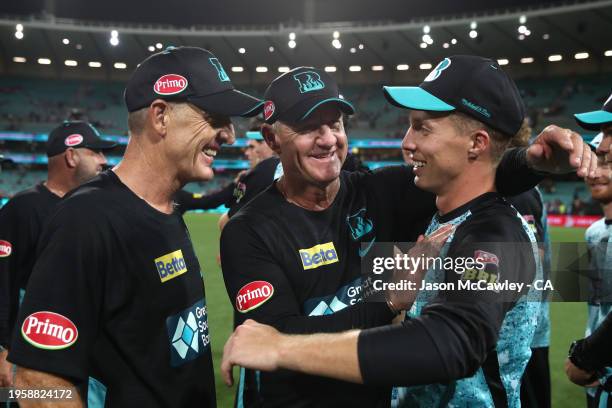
[166,299,210,367]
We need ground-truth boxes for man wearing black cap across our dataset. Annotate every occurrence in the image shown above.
[0,121,114,392]
[575,92,612,166]
[8,46,262,408]
[221,57,599,407]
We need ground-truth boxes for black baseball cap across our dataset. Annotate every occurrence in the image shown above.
[383,55,525,137]
[46,121,116,157]
[124,46,263,117]
[262,66,354,124]
[574,93,612,131]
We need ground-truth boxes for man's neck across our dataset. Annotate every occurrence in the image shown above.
[435,166,496,216]
[113,140,179,214]
[277,174,340,211]
[45,174,77,198]
[603,201,612,221]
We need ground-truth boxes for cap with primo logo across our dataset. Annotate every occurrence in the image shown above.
[124,46,263,117]
[46,121,116,157]
[383,55,525,137]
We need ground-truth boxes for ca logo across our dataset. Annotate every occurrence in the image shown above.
[424,58,451,82]
[209,58,230,82]
[293,71,325,93]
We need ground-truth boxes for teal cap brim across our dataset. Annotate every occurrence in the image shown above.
[246,131,264,140]
[383,86,455,111]
[300,98,355,121]
[574,110,612,131]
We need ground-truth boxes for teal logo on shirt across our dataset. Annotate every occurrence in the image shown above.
[166,298,210,366]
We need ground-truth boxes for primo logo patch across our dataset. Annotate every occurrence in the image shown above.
[293,71,325,93]
[155,249,188,282]
[299,242,339,270]
[166,298,210,367]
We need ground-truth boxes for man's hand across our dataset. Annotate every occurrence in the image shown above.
[0,349,13,387]
[527,125,597,177]
[221,320,283,386]
[565,358,600,387]
[387,224,454,311]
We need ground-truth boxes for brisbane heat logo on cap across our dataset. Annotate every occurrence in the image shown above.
[21,311,78,350]
[263,101,275,121]
[64,134,83,147]
[236,281,274,313]
[0,240,12,257]
[424,58,451,82]
[154,74,189,96]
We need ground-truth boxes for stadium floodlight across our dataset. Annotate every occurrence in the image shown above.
[64,60,78,67]
[548,54,562,62]
[349,65,361,72]
[231,66,244,72]
[110,30,118,38]
[15,31,24,40]
[524,30,531,36]
[443,42,449,49]
[37,58,51,65]
[76,44,83,50]
[420,42,427,48]
[520,57,534,64]
[62,38,70,45]
[88,61,102,68]
[519,15,527,24]
[333,31,340,39]
[13,57,26,63]
[332,39,342,49]
[269,46,275,52]
[110,37,119,46]
[350,47,356,53]
[16,24,23,32]
[289,32,296,40]
[148,45,155,52]
[469,30,478,39]
[423,25,430,34]
[518,25,527,34]
[371,65,384,71]
[605,50,612,57]
[518,35,525,41]
[497,59,509,66]
[574,52,589,60]
[358,44,364,50]
[419,63,432,70]
[288,40,297,48]
[396,64,409,71]
[451,38,457,44]
[238,48,246,54]
[278,66,290,73]
[155,43,163,49]
[422,34,433,44]
[255,66,268,73]
[324,66,337,72]
[470,21,477,30]
[543,33,550,40]
[113,62,127,69]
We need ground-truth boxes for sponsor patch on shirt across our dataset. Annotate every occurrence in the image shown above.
[155,249,188,282]
[299,242,339,270]
[474,250,499,267]
[166,298,210,367]
[0,240,12,257]
[21,311,78,350]
[236,281,274,313]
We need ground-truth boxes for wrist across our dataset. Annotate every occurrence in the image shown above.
[568,339,597,372]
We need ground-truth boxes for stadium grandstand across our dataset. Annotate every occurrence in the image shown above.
[0,1,611,406]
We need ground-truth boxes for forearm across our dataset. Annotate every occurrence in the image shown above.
[14,366,82,408]
[579,312,612,369]
[278,330,363,383]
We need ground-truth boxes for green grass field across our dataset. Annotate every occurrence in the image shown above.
[185,213,591,408]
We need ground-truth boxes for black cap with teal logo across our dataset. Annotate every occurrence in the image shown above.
[124,46,263,117]
[383,55,525,137]
[262,66,355,124]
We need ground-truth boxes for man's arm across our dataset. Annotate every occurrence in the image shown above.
[175,184,235,213]
[14,366,82,408]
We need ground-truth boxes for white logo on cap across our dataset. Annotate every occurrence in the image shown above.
[605,93,612,107]
[154,74,188,96]
[64,134,84,147]
[424,58,452,82]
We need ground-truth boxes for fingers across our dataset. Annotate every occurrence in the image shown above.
[221,337,235,386]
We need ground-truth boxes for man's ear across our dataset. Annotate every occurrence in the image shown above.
[467,129,490,160]
[64,148,79,169]
[149,99,171,138]
[261,124,281,155]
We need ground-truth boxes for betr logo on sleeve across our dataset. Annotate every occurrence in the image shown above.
[299,242,339,270]
[155,249,188,282]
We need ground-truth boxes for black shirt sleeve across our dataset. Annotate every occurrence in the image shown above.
[174,184,235,214]
[220,217,394,334]
[0,202,20,348]
[578,312,612,370]
[495,148,543,196]
[358,216,534,386]
[7,201,107,382]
